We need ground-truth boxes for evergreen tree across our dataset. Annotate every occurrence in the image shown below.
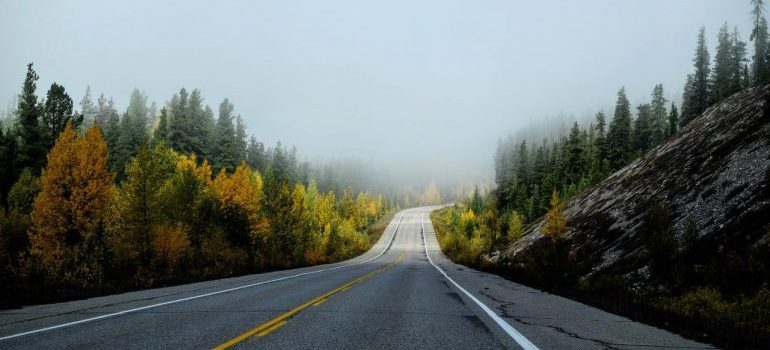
[729,27,748,93]
[593,111,607,175]
[42,83,82,150]
[79,86,97,128]
[680,74,697,127]
[0,126,17,200]
[95,93,109,127]
[103,103,121,171]
[564,122,587,185]
[153,107,170,145]
[235,115,248,164]
[15,63,46,172]
[212,98,237,172]
[114,89,149,176]
[247,136,266,172]
[711,23,735,103]
[751,0,770,85]
[649,84,667,148]
[634,103,653,154]
[606,87,633,171]
[667,103,679,138]
[693,27,712,116]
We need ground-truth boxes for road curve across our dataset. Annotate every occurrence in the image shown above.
[0,208,714,349]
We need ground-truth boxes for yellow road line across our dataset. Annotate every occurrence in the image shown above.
[213,251,406,349]
[255,320,287,337]
[312,299,326,307]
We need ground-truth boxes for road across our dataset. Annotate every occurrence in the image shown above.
[0,208,713,349]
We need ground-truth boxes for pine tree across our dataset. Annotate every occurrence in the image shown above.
[680,74,697,127]
[634,103,653,154]
[0,126,17,200]
[593,112,607,175]
[649,84,667,148]
[42,83,82,150]
[751,0,770,85]
[246,136,266,172]
[235,115,248,164]
[114,91,149,177]
[564,122,587,185]
[606,87,633,171]
[729,27,748,93]
[79,86,97,128]
[103,104,121,171]
[95,93,109,127]
[15,63,46,172]
[153,107,170,145]
[693,27,711,115]
[212,98,237,172]
[667,103,679,138]
[711,23,735,104]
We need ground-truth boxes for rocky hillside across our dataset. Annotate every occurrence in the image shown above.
[493,84,770,285]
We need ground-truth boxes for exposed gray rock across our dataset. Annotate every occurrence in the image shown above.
[492,85,770,281]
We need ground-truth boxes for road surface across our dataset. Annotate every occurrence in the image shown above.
[0,207,713,349]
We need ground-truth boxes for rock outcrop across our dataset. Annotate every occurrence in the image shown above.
[494,85,770,282]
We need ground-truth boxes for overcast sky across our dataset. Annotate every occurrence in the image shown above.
[0,1,751,187]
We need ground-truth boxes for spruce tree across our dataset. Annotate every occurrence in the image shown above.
[564,122,587,186]
[79,86,97,128]
[593,112,607,173]
[634,103,652,154]
[0,126,17,200]
[667,103,679,138]
[42,83,82,150]
[680,74,697,127]
[606,87,633,171]
[729,27,748,93]
[212,98,237,172]
[751,0,770,85]
[649,84,667,148]
[15,63,46,172]
[693,27,711,115]
[235,115,248,164]
[153,107,170,145]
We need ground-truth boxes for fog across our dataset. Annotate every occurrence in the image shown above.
[0,1,749,188]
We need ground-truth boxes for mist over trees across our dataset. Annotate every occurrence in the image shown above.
[0,64,401,306]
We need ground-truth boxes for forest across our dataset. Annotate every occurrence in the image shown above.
[432,0,770,346]
[0,63,412,306]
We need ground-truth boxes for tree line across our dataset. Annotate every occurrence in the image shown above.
[494,0,769,230]
[0,64,390,306]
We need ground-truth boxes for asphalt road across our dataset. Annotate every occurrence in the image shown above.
[0,208,714,349]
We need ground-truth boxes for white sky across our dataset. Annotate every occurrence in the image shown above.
[0,0,752,186]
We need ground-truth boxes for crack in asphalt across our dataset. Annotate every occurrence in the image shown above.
[476,290,712,350]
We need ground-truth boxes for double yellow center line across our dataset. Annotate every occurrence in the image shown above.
[214,251,406,349]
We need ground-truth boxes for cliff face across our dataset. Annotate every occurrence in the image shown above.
[494,85,770,283]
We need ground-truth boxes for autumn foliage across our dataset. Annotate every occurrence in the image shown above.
[4,124,389,303]
[29,123,114,284]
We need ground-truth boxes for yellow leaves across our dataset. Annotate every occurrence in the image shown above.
[152,224,189,271]
[508,211,524,242]
[211,163,262,214]
[30,122,115,271]
[540,190,568,242]
[176,154,212,186]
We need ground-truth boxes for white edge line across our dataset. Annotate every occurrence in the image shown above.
[420,211,539,350]
[0,212,407,341]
